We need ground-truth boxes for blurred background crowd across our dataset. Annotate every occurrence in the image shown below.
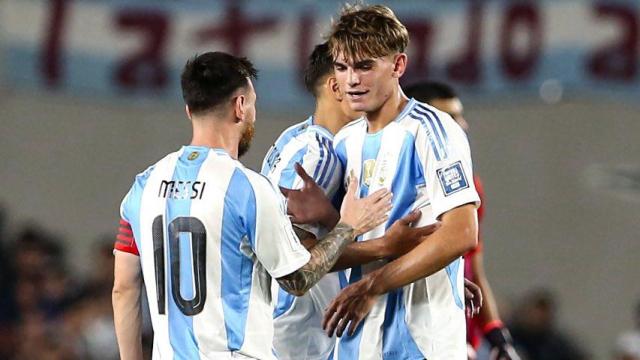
[1,206,638,359]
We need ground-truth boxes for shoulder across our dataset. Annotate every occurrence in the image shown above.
[273,118,313,149]
[120,149,182,218]
[236,165,278,196]
[334,117,366,144]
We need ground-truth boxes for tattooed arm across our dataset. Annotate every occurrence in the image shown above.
[277,223,354,296]
[276,176,392,296]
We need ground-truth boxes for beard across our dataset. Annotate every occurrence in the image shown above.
[238,121,255,158]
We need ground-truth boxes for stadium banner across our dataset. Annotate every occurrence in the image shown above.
[1,0,639,108]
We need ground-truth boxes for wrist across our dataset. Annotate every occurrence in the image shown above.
[365,268,386,296]
[322,207,340,229]
[483,322,513,348]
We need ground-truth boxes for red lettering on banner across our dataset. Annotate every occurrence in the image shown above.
[587,3,638,81]
[447,0,484,84]
[500,3,543,80]
[195,2,278,56]
[296,11,315,89]
[114,9,170,90]
[404,20,434,82]
[40,0,69,88]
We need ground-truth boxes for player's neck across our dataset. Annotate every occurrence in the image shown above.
[190,118,239,159]
[313,98,348,135]
[366,87,408,133]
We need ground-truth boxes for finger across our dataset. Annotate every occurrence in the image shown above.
[348,315,364,336]
[294,162,315,185]
[335,316,351,338]
[367,187,390,202]
[322,301,337,330]
[400,210,421,225]
[415,222,441,237]
[465,286,473,300]
[324,310,343,337]
[345,173,358,199]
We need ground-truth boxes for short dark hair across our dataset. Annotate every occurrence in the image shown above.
[404,81,458,103]
[181,52,258,114]
[303,43,334,97]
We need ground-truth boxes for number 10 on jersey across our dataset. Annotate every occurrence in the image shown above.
[152,215,207,316]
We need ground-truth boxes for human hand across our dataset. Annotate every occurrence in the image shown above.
[486,327,520,360]
[464,278,483,317]
[382,210,440,258]
[280,163,338,227]
[322,275,378,337]
[339,173,392,236]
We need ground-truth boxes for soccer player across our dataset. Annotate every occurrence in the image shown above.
[263,43,440,360]
[111,51,393,360]
[404,81,520,360]
[321,5,481,359]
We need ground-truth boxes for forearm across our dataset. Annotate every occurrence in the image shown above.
[472,251,503,326]
[331,237,389,271]
[113,285,143,360]
[278,222,355,295]
[368,205,477,295]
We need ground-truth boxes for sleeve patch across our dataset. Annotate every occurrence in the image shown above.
[437,161,469,196]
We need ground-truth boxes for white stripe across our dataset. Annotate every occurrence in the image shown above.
[140,150,183,359]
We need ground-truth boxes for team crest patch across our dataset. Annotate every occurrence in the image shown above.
[188,151,199,160]
[437,161,469,196]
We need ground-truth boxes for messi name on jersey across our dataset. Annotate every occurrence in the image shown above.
[158,180,206,200]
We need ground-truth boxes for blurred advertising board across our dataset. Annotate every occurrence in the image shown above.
[2,0,639,108]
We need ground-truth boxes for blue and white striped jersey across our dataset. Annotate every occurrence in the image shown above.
[261,116,345,360]
[333,99,480,360]
[119,146,310,360]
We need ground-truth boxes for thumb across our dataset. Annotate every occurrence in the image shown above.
[294,163,314,187]
[345,172,358,199]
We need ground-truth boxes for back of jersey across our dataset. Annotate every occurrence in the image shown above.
[118,145,310,360]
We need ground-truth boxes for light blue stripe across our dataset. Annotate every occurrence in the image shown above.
[221,168,257,350]
[414,107,447,159]
[166,147,210,359]
[359,132,383,197]
[386,132,419,228]
[279,146,309,189]
[409,112,442,161]
[381,289,423,359]
[445,258,464,309]
[334,140,348,170]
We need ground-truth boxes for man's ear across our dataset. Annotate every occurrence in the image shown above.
[328,77,343,101]
[185,105,192,120]
[233,95,246,122]
[392,53,407,78]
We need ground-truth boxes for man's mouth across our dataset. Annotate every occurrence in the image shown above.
[347,90,369,100]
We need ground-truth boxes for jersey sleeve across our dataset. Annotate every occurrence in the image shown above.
[417,108,480,220]
[267,132,341,239]
[115,189,139,255]
[250,176,311,279]
[114,218,139,255]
